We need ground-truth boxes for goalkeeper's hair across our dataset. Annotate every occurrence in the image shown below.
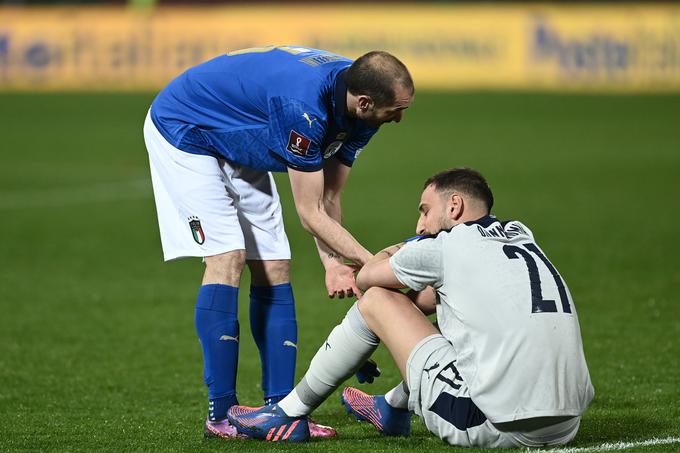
[424,168,494,213]
[346,51,414,108]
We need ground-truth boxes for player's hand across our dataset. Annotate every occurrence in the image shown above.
[355,359,381,384]
[325,262,362,299]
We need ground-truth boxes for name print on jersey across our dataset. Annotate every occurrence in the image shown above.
[477,222,529,239]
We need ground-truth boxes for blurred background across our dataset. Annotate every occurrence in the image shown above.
[1,0,680,91]
[1,1,679,451]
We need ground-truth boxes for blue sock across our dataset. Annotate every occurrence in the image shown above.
[195,284,239,421]
[249,283,298,405]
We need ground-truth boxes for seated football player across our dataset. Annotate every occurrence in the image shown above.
[226,167,594,447]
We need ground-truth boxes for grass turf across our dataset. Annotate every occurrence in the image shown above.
[0,92,679,452]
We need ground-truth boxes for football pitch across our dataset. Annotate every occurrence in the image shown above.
[0,91,679,452]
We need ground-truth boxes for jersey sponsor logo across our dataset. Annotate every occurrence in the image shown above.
[424,362,441,379]
[323,141,343,158]
[188,216,205,244]
[302,112,317,128]
[287,130,311,156]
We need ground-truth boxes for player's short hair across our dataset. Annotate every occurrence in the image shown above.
[346,51,414,108]
[424,168,494,213]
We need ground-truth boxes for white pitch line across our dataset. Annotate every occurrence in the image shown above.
[527,436,680,453]
[0,178,152,210]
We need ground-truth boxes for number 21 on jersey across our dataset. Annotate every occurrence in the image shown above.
[503,243,572,314]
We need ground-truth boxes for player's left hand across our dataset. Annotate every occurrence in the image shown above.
[355,359,381,384]
[325,263,362,299]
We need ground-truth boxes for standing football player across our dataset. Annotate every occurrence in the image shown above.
[143,46,414,438]
[227,167,594,447]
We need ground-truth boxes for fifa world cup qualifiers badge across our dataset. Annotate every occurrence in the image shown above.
[188,216,205,245]
[287,130,311,156]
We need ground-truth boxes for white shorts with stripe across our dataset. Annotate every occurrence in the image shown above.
[406,334,581,448]
[143,112,291,261]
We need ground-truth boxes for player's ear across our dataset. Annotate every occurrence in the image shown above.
[357,95,374,112]
[449,193,464,220]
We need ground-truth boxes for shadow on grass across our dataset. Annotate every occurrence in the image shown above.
[575,410,673,445]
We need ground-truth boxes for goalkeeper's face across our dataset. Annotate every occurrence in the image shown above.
[416,185,455,235]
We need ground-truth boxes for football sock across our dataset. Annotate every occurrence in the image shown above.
[194,284,240,421]
[385,381,410,409]
[249,284,298,405]
[278,302,379,417]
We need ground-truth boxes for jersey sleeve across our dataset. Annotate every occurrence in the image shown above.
[268,96,326,172]
[389,235,444,291]
[335,127,378,167]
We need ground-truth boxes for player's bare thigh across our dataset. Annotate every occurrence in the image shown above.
[358,287,439,382]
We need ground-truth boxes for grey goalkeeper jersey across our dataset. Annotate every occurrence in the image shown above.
[390,215,594,423]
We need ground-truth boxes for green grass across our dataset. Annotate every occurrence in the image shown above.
[0,91,679,452]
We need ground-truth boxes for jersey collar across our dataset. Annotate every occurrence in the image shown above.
[333,69,349,118]
[464,215,498,228]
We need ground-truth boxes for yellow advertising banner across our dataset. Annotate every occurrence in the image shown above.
[0,4,679,91]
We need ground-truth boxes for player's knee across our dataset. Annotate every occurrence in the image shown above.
[203,250,246,286]
[358,287,398,319]
[248,259,290,286]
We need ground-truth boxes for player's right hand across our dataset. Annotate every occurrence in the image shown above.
[325,262,362,299]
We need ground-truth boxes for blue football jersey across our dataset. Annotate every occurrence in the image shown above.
[150,46,379,172]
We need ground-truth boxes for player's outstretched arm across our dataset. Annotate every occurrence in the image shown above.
[313,159,368,298]
[288,166,372,297]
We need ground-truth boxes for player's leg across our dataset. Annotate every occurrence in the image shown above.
[246,259,297,405]
[144,113,246,436]
[357,287,440,380]
[385,381,410,409]
[338,288,437,435]
[343,289,437,423]
[286,287,437,414]
[362,290,518,447]
[225,166,299,407]
[226,287,436,440]
[230,166,337,438]
[227,299,379,441]
[197,251,245,426]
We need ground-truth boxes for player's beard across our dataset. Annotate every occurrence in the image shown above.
[438,211,455,232]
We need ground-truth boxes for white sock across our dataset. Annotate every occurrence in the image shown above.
[276,388,313,417]
[278,302,379,417]
[384,381,410,409]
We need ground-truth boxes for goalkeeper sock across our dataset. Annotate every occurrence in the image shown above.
[194,284,239,421]
[249,284,298,405]
[385,381,410,409]
[278,302,379,417]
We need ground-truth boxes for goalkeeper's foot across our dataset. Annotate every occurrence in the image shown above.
[341,387,412,436]
[227,404,309,442]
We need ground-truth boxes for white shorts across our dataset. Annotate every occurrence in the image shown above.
[143,112,291,261]
[406,335,580,448]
